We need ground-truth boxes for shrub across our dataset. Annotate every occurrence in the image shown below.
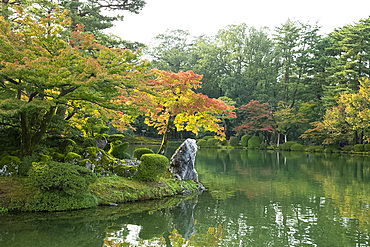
[314,146,324,152]
[28,161,97,195]
[202,136,214,140]
[280,141,297,151]
[248,136,262,149]
[364,144,370,152]
[290,143,304,151]
[241,135,252,147]
[134,148,154,160]
[0,155,21,176]
[197,139,208,148]
[219,139,228,146]
[135,154,169,181]
[64,152,81,163]
[111,142,130,159]
[305,146,315,153]
[341,145,353,152]
[354,144,364,152]
[207,138,219,147]
[229,136,240,147]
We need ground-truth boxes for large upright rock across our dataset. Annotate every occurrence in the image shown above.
[170,138,200,183]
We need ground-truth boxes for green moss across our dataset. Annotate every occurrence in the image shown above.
[111,142,130,159]
[248,136,262,149]
[0,155,21,175]
[135,154,169,182]
[133,148,154,160]
[64,152,82,162]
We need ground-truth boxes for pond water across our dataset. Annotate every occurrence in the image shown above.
[1,148,370,246]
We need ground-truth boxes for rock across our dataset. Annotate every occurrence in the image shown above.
[95,138,107,149]
[170,139,200,183]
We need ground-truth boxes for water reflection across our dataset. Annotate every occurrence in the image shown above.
[2,150,370,246]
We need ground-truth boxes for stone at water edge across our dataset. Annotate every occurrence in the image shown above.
[169,139,205,190]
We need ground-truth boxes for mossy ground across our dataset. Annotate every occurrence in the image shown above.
[0,175,200,212]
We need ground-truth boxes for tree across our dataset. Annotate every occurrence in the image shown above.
[326,18,370,92]
[146,29,193,72]
[0,6,150,155]
[217,24,276,105]
[339,78,370,143]
[235,100,275,140]
[143,70,236,155]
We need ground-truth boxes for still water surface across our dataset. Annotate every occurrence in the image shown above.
[1,148,370,246]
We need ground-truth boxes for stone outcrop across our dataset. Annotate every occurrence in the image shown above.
[170,139,203,190]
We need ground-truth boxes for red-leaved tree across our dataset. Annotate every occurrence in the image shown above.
[235,100,275,136]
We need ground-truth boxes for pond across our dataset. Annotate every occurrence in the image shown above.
[1,148,370,246]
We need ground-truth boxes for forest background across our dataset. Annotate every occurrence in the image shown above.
[1,0,370,156]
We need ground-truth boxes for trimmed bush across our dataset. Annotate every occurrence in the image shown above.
[354,144,364,152]
[133,148,154,160]
[202,136,214,140]
[28,161,97,195]
[219,139,228,146]
[135,154,169,181]
[111,142,130,159]
[229,136,240,147]
[248,136,262,149]
[280,141,297,151]
[197,139,208,147]
[241,135,252,147]
[290,143,304,151]
[207,138,219,147]
[342,145,353,152]
[364,144,370,152]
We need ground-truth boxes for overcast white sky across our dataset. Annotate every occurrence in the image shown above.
[106,0,370,45]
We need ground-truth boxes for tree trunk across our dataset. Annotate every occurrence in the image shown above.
[277,132,280,147]
[20,106,56,156]
[354,130,358,145]
[284,133,287,143]
[158,115,176,155]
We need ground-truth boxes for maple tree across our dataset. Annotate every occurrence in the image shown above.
[142,69,236,154]
[0,6,150,155]
[235,100,275,136]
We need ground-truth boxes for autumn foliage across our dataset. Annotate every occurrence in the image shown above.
[142,69,236,153]
[235,100,275,135]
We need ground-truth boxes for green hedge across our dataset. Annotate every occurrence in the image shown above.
[135,154,169,181]
[229,136,240,147]
[197,139,208,147]
[248,136,262,149]
[354,144,364,152]
[280,141,297,151]
[207,138,219,147]
[241,135,252,147]
[111,142,130,159]
[133,148,154,160]
[342,145,352,152]
[290,143,304,151]
[28,161,97,195]
[365,144,370,152]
